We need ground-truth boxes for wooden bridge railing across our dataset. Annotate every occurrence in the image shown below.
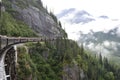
[0,35,60,55]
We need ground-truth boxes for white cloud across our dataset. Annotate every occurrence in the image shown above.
[84,41,120,57]
[60,16,120,40]
[103,41,110,47]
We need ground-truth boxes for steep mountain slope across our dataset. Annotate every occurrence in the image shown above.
[1,0,66,37]
[16,39,120,80]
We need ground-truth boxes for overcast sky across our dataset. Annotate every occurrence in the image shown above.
[42,0,120,40]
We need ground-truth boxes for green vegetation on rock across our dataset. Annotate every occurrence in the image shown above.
[0,12,37,37]
[17,39,120,80]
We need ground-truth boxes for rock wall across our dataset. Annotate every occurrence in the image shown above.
[4,0,65,38]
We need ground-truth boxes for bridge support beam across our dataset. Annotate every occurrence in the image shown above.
[0,36,1,50]
[6,38,8,46]
[5,47,17,80]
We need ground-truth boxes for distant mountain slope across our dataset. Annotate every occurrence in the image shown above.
[78,27,120,64]
[70,10,95,24]
[57,9,95,24]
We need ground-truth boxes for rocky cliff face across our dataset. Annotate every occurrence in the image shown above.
[3,0,65,37]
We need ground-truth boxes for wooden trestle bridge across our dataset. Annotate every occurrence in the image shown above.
[0,35,59,80]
